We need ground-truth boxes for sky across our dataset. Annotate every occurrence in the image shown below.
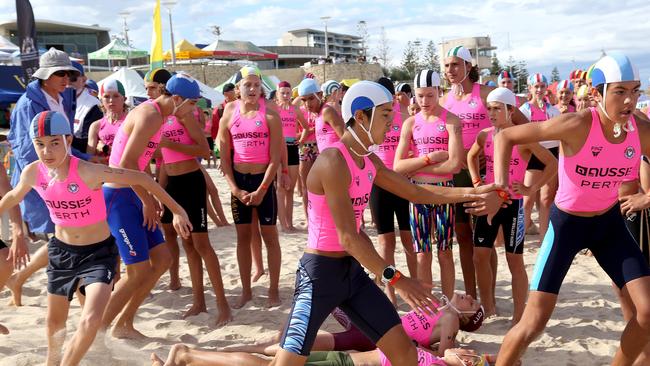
[1,0,649,87]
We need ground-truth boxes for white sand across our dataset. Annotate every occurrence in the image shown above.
[0,166,625,365]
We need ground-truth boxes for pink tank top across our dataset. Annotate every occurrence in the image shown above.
[556,108,640,212]
[229,99,271,164]
[307,142,376,252]
[411,110,452,180]
[161,116,195,164]
[484,127,528,200]
[34,157,107,227]
[401,307,443,347]
[97,116,124,148]
[109,100,163,171]
[316,107,339,151]
[279,105,297,142]
[376,101,403,169]
[444,83,490,150]
[302,106,316,143]
[379,347,447,366]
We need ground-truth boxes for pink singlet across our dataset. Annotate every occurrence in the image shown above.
[555,107,640,212]
[279,105,298,142]
[34,156,107,227]
[411,109,452,180]
[97,116,124,148]
[522,102,559,149]
[302,106,316,142]
[444,83,490,150]
[307,142,376,252]
[379,347,447,366]
[375,101,403,170]
[400,307,443,347]
[315,106,339,151]
[483,127,527,199]
[109,100,163,171]
[161,116,195,164]
[229,99,271,164]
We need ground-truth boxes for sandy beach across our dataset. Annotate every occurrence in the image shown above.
[0,165,623,365]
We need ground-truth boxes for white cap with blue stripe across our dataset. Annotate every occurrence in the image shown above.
[591,51,639,87]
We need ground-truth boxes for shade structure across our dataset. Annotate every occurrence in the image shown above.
[202,40,277,60]
[163,39,212,60]
[0,35,19,53]
[88,39,149,60]
[216,71,277,96]
[98,67,148,99]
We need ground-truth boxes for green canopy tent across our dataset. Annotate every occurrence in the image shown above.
[216,71,277,96]
[87,39,149,70]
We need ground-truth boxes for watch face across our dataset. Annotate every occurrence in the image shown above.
[383,266,396,280]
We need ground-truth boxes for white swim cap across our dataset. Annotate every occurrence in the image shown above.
[591,52,639,87]
[414,70,441,88]
[342,81,393,122]
[486,87,516,107]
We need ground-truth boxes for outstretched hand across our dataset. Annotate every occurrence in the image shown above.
[620,193,650,216]
[393,276,440,318]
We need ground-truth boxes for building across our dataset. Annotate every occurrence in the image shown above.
[258,46,324,68]
[439,36,496,71]
[279,29,362,60]
[0,19,110,60]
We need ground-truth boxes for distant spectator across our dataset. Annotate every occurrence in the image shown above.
[8,48,93,234]
[211,83,236,141]
[69,61,102,153]
[85,79,99,97]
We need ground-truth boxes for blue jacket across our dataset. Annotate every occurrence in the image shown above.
[8,80,90,234]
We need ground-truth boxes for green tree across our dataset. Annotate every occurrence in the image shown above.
[401,41,419,79]
[421,40,440,74]
[551,66,561,82]
[490,55,502,75]
[388,67,411,82]
[516,60,529,93]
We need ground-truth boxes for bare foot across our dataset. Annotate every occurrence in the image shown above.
[6,274,22,307]
[150,353,164,366]
[169,278,182,291]
[252,270,266,283]
[232,293,252,309]
[215,306,233,327]
[0,323,8,334]
[267,290,281,308]
[182,304,207,319]
[112,324,148,340]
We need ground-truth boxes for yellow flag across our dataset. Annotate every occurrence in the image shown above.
[150,0,163,70]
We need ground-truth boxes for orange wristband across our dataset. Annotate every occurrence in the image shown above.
[472,178,482,186]
[261,183,269,190]
[423,155,432,165]
[389,270,402,286]
[496,189,509,201]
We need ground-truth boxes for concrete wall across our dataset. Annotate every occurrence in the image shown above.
[303,63,383,84]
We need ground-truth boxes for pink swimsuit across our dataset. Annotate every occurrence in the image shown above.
[316,106,339,151]
[161,116,195,164]
[411,110,452,180]
[523,102,559,149]
[34,157,107,227]
[307,142,375,252]
[444,83,490,150]
[229,99,271,164]
[279,105,298,142]
[400,307,443,347]
[555,107,640,212]
[375,101,403,170]
[302,106,316,143]
[484,127,528,199]
[109,100,163,171]
[97,116,124,149]
[379,347,447,366]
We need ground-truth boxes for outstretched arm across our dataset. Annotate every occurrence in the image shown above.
[0,166,28,269]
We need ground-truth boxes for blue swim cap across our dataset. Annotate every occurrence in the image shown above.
[298,78,320,97]
[591,52,639,87]
[166,73,201,99]
[497,70,515,83]
[486,80,496,87]
[85,79,98,93]
[527,73,548,86]
[30,111,71,139]
[341,81,393,122]
[321,80,341,96]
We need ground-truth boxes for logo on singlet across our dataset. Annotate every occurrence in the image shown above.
[40,183,49,190]
[368,171,373,182]
[392,125,399,131]
[469,99,478,108]
[67,183,79,194]
[354,176,360,186]
[625,146,635,159]
[591,146,603,157]
[255,120,262,127]
[437,123,446,132]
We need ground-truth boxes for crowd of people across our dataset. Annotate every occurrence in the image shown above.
[0,44,649,366]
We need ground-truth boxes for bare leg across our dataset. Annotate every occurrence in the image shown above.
[375,324,419,366]
[398,230,417,279]
[285,166,299,231]
[202,167,229,226]
[260,225,282,307]
[438,248,456,299]
[163,224,181,291]
[612,277,650,366]
[416,252,433,287]
[152,343,271,366]
[60,283,112,365]
[298,159,313,221]
[233,223,254,309]
[615,284,650,366]
[181,235,207,319]
[538,178,557,240]
[191,232,232,326]
[251,211,265,283]
[491,248,498,306]
[473,247,497,316]
[496,291,557,365]
[7,243,48,306]
[455,222,477,298]
[0,248,11,292]
[378,232,398,304]
[523,170,541,234]
[46,294,70,366]
[505,252,528,325]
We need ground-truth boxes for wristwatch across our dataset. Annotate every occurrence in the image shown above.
[381,265,398,285]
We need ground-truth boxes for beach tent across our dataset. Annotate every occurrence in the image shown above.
[0,66,27,105]
[164,39,212,60]
[195,78,224,106]
[0,35,19,53]
[216,71,277,95]
[202,40,277,60]
[88,39,148,69]
[98,67,148,100]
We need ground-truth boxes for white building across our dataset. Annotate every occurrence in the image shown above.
[279,29,362,60]
[439,36,496,72]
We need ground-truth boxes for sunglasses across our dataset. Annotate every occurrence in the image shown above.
[52,70,73,78]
